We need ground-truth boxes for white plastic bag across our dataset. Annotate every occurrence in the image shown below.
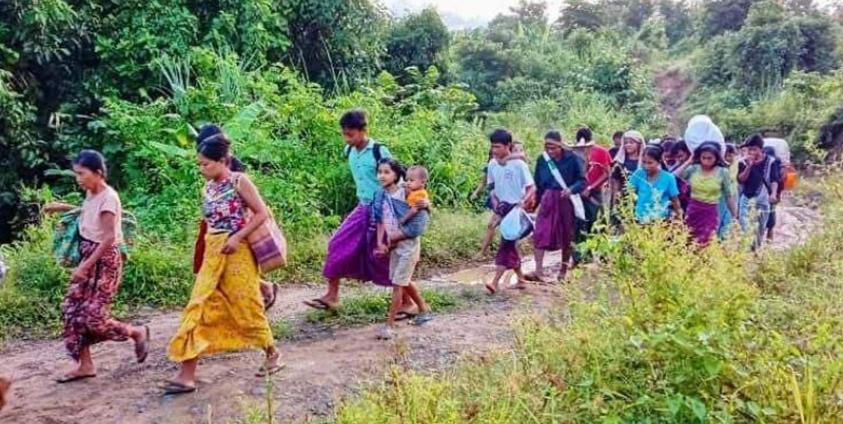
[763,138,791,164]
[500,206,534,241]
[684,115,725,154]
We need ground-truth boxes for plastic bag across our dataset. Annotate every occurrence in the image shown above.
[500,206,534,241]
[684,115,725,154]
[763,138,791,164]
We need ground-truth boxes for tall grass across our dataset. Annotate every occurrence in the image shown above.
[329,178,843,423]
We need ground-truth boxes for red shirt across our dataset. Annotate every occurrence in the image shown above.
[586,145,612,190]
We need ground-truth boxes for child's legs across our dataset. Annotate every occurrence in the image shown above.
[480,213,501,253]
[404,283,429,313]
[387,286,404,327]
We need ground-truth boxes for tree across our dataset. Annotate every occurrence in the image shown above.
[658,0,692,46]
[384,7,450,81]
[700,0,756,39]
[283,0,388,89]
[556,0,606,35]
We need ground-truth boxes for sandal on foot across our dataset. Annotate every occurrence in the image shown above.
[162,381,196,395]
[265,284,280,311]
[136,325,150,364]
[255,363,286,378]
[484,283,498,295]
[522,272,545,282]
[409,312,433,326]
[395,311,416,321]
[303,298,337,311]
[56,373,96,384]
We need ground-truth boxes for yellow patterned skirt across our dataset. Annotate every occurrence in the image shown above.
[168,232,273,362]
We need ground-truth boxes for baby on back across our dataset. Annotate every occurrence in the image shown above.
[400,165,431,231]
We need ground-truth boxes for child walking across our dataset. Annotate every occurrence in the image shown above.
[476,143,529,257]
[373,159,433,340]
[484,129,536,294]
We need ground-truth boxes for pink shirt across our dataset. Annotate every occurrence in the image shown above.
[79,185,123,245]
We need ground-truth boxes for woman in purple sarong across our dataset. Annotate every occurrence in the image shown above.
[305,110,425,314]
[673,142,737,246]
[527,131,586,282]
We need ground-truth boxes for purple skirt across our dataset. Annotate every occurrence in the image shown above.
[533,189,575,251]
[322,204,391,286]
[686,198,720,246]
[493,202,521,269]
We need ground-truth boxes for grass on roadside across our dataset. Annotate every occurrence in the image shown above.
[326,177,843,423]
[305,288,479,327]
[0,209,488,340]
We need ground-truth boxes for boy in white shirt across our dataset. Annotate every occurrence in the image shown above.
[484,129,536,294]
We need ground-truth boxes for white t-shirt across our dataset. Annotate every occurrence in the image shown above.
[486,158,534,204]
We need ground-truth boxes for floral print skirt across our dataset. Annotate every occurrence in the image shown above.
[61,239,132,361]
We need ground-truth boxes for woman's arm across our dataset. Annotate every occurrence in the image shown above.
[670,197,683,220]
[43,202,76,214]
[672,157,694,177]
[71,211,116,283]
[224,173,269,254]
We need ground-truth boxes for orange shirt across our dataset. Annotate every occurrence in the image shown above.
[406,189,429,207]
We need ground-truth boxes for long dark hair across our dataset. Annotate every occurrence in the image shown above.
[693,142,728,167]
[377,158,406,186]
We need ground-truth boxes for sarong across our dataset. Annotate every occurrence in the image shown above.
[169,233,273,362]
[61,239,131,361]
[533,189,575,252]
[322,204,391,286]
[493,202,520,269]
[686,198,720,246]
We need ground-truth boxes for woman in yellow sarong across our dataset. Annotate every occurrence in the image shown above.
[164,136,282,395]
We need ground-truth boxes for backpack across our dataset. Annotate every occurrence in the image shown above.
[344,142,383,164]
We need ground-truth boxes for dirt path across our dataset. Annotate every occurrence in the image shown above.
[655,66,692,136]
[0,197,819,424]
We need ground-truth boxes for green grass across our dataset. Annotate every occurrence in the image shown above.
[305,288,475,327]
[325,178,843,423]
[270,319,295,341]
[0,209,488,339]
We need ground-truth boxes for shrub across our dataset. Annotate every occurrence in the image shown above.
[331,177,843,423]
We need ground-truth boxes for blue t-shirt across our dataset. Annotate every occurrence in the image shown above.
[628,169,679,223]
[348,140,392,204]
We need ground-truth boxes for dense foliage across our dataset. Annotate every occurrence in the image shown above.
[334,176,843,423]
[0,0,840,317]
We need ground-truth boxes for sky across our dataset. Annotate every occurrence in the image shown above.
[383,0,839,29]
[384,0,563,28]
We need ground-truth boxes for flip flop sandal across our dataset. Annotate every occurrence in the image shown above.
[395,311,417,321]
[162,381,197,395]
[484,283,497,295]
[255,362,286,377]
[522,273,544,282]
[136,325,150,364]
[409,313,433,326]
[56,374,96,384]
[303,299,337,311]
[264,284,280,311]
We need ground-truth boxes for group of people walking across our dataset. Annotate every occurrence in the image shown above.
[9,109,785,402]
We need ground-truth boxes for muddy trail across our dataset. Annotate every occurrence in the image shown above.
[0,196,820,424]
[655,66,693,136]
